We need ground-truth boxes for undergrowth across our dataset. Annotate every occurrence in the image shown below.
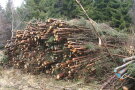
[127,63,135,77]
[85,42,99,50]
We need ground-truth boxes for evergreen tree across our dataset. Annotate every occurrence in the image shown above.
[23,0,42,20]
[5,0,13,23]
[18,0,133,31]
[92,0,132,31]
[109,0,132,31]
[78,0,95,19]
[39,0,80,19]
[23,0,80,20]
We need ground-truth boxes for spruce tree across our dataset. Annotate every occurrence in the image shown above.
[42,0,80,19]
[18,0,132,31]
[93,0,132,31]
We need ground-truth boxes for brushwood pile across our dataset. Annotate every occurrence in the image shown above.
[4,19,127,80]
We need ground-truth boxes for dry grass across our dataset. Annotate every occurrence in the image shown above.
[0,68,101,90]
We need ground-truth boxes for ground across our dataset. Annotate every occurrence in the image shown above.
[0,50,101,90]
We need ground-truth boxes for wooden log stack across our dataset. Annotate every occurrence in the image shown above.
[5,19,101,80]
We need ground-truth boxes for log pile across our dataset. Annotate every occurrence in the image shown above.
[5,19,101,79]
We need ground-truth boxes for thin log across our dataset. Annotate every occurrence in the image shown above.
[114,60,135,73]
[123,56,135,62]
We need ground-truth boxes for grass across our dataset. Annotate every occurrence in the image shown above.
[0,68,101,90]
[85,42,99,51]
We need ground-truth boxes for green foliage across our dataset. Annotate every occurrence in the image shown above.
[23,0,80,20]
[85,42,99,50]
[92,0,132,31]
[1,55,9,64]
[94,56,118,80]
[68,18,128,39]
[127,63,135,77]
[97,23,128,38]
[47,36,54,43]
[18,0,132,31]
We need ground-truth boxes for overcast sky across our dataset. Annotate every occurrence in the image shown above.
[0,0,24,8]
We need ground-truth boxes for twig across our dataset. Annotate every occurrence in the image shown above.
[111,54,129,58]
[104,52,129,58]
[125,75,135,80]
[100,75,116,90]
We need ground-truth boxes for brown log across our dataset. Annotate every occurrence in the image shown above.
[69,64,81,69]
[122,86,129,90]
[86,63,94,68]
[60,63,68,68]
[56,72,67,79]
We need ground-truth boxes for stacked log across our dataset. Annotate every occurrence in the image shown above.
[5,19,101,79]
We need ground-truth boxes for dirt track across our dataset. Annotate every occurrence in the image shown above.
[0,50,101,90]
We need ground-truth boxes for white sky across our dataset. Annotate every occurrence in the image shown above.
[0,0,24,8]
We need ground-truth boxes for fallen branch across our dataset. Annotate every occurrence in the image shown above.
[100,75,116,90]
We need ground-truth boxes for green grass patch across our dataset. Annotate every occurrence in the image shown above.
[127,63,135,77]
